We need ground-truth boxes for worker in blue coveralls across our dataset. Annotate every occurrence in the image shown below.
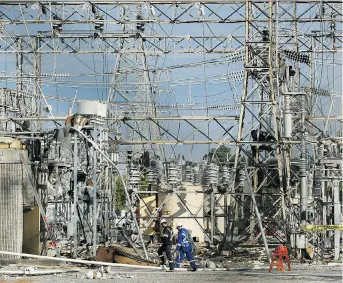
[174,223,197,271]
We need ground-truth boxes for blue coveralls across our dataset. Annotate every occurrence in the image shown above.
[174,228,197,270]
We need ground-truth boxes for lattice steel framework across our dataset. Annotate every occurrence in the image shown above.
[0,0,341,260]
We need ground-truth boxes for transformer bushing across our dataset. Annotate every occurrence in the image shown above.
[205,163,219,187]
[167,163,179,185]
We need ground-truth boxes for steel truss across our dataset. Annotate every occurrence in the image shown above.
[0,0,341,261]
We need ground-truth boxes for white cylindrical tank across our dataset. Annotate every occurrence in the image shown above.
[283,94,292,138]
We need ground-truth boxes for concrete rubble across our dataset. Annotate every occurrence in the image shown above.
[0,244,341,283]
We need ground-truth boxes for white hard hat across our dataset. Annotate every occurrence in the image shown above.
[176,223,183,228]
[160,219,167,224]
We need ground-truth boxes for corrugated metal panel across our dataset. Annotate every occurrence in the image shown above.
[0,152,24,261]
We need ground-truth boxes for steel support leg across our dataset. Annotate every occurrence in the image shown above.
[245,165,271,264]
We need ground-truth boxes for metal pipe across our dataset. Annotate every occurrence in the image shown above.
[73,133,78,258]
[93,147,97,257]
[244,165,271,264]
[0,251,161,270]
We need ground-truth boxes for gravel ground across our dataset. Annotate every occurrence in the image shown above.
[0,265,341,283]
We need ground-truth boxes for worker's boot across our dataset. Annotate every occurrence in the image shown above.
[168,261,174,272]
[159,255,166,270]
[190,261,197,271]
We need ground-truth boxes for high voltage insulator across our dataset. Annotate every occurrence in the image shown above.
[94,15,104,32]
[302,86,331,96]
[146,170,157,185]
[198,163,205,185]
[238,168,246,189]
[205,163,219,186]
[52,16,63,33]
[40,73,70,78]
[317,143,324,161]
[157,103,240,111]
[128,165,140,187]
[185,165,192,182]
[283,50,310,64]
[221,165,231,185]
[227,70,244,82]
[167,163,179,185]
[208,104,240,111]
[226,49,245,63]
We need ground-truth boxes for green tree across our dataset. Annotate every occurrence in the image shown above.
[115,176,126,210]
[205,145,232,164]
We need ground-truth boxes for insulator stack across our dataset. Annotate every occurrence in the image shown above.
[185,165,193,183]
[198,163,205,185]
[168,163,178,185]
[284,50,310,64]
[317,143,324,161]
[146,169,157,185]
[205,163,219,186]
[192,166,199,184]
[314,167,322,197]
[221,165,231,185]
[238,168,246,189]
[156,159,166,183]
[178,159,185,182]
[299,132,308,176]
[128,165,140,187]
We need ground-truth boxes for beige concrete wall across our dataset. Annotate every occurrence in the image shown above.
[140,195,157,236]
[158,185,205,243]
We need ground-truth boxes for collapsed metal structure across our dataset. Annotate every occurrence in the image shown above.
[0,0,341,262]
